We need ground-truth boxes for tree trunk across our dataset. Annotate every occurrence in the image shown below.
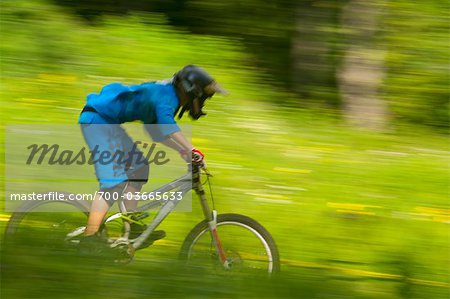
[338,1,388,130]
[290,2,339,105]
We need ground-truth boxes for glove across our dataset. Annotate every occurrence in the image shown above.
[192,148,207,168]
[192,148,205,163]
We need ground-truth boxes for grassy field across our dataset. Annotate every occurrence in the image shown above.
[1,1,449,298]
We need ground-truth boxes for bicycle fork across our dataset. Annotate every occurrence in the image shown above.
[194,169,230,269]
[210,212,230,269]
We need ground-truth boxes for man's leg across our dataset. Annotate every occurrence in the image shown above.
[81,123,130,236]
[84,180,129,236]
[122,133,150,210]
[84,193,109,236]
[83,159,148,235]
[123,184,140,211]
[121,165,165,244]
[84,185,137,236]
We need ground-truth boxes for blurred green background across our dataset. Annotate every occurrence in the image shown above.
[0,0,449,298]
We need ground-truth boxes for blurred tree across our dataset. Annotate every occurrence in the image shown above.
[337,1,388,129]
[51,0,298,95]
[49,0,449,129]
[382,0,449,129]
[291,1,342,106]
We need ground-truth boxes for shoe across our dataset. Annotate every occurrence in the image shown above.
[136,230,166,250]
[77,234,110,257]
[128,214,166,249]
[129,220,166,242]
[129,222,146,239]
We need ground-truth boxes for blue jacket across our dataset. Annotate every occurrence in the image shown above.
[79,81,181,141]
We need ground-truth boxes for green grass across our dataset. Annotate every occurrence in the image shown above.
[1,1,449,298]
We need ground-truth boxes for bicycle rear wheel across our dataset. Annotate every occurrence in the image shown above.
[5,196,89,244]
[3,197,90,280]
[1,196,109,298]
[179,213,280,275]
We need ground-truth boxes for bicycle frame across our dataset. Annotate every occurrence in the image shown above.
[103,164,229,267]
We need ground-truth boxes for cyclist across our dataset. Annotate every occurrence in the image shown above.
[78,65,226,251]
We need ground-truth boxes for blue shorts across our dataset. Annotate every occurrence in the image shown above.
[79,112,149,190]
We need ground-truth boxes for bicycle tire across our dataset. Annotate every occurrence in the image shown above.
[3,194,90,258]
[2,195,105,297]
[179,213,280,274]
[5,194,89,236]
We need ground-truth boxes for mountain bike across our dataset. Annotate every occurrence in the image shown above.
[4,162,280,274]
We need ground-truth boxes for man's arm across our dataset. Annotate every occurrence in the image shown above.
[160,131,192,160]
[160,131,191,152]
[151,102,203,162]
[162,132,205,164]
[166,131,192,152]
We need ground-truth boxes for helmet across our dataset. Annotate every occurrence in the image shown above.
[173,65,227,120]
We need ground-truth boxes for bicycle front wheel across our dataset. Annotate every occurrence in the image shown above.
[180,213,280,274]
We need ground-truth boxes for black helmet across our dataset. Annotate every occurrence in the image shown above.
[173,65,227,120]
